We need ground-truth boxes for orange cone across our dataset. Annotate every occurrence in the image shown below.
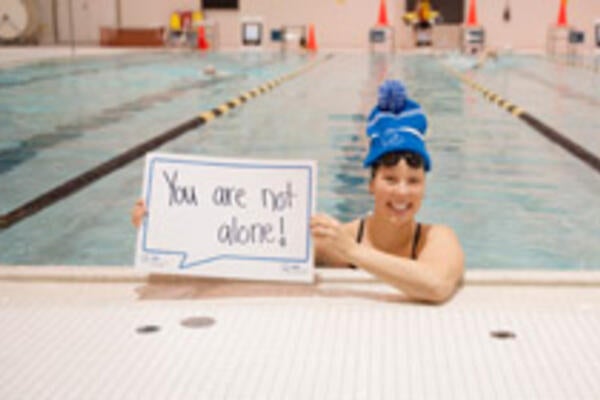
[466,0,478,26]
[556,0,568,26]
[306,24,318,52]
[197,26,210,50]
[377,0,389,26]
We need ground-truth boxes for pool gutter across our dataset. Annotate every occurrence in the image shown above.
[1,266,599,287]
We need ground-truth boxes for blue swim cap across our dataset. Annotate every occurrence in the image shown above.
[363,116,431,171]
[377,80,406,114]
[364,82,431,171]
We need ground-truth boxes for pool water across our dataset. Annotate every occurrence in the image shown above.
[1,51,599,269]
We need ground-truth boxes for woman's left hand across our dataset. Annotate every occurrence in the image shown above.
[310,213,357,263]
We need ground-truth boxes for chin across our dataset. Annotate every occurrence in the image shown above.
[385,206,415,225]
[388,214,414,226]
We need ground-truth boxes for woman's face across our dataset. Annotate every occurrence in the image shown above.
[369,159,426,226]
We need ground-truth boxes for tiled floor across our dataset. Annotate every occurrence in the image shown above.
[1,268,599,399]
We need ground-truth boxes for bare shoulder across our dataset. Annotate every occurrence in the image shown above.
[421,223,461,244]
[419,223,464,271]
[418,224,464,264]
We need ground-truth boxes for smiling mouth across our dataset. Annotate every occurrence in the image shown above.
[389,202,411,213]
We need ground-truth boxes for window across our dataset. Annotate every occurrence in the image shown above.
[202,0,238,10]
[405,0,464,24]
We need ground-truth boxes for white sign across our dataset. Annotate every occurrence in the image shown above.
[135,152,316,283]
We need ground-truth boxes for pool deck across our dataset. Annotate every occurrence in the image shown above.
[1,266,599,399]
[0,45,165,69]
[0,45,447,69]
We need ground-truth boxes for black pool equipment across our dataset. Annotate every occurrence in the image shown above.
[568,29,584,44]
[502,0,511,23]
[271,29,283,42]
[369,29,386,44]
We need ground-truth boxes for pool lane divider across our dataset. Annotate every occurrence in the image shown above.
[0,54,334,230]
[442,63,600,175]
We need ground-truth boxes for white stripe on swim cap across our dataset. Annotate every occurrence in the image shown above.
[383,127,426,142]
[404,127,426,141]
[367,108,425,130]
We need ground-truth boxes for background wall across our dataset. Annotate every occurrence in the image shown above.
[475,0,599,51]
[34,0,600,52]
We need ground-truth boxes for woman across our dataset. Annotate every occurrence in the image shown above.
[311,80,464,303]
[132,81,463,302]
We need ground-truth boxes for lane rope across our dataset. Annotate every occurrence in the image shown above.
[0,54,334,229]
[441,62,600,175]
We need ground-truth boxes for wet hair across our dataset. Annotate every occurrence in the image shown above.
[370,151,425,179]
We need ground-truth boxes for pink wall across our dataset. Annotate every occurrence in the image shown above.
[40,0,600,51]
[192,1,397,50]
[474,0,600,51]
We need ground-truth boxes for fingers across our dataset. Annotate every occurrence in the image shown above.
[310,213,340,229]
[310,213,343,240]
[131,198,147,228]
[311,225,336,238]
[311,213,355,263]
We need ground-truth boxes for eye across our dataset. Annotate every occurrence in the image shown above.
[408,176,422,185]
[383,175,397,183]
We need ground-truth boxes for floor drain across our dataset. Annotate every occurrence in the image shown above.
[136,325,161,334]
[490,330,516,339]
[181,316,216,329]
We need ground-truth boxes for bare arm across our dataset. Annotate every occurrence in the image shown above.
[347,225,463,303]
[311,214,464,303]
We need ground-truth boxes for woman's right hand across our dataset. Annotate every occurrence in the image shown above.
[131,198,147,228]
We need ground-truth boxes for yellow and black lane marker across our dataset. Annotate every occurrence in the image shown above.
[442,63,600,175]
[0,55,334,230]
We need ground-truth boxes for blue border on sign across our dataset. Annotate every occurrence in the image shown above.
[141,156,314,270]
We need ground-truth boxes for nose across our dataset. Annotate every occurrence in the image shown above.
[393,181,409,196]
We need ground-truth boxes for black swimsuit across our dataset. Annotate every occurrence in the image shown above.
[350,218,422,269]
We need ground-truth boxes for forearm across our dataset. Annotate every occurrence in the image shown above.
[313,236,350,268]
[346,245,454,303]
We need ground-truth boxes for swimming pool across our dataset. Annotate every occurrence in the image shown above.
[1,51,599,269]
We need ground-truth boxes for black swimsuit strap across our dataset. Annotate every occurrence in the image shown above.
[356,218,365,243]
[411,223,422,260]
[349,218,366,269]
[351,219,421,268]
[350,218,365,269]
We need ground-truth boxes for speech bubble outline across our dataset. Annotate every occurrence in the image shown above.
[140,155,314,270]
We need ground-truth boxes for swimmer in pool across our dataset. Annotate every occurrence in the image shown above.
[203,64,217,76]
[310,80,464,303]
[131,80,463,303]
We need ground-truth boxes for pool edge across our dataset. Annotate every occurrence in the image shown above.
[1,266,599,286]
